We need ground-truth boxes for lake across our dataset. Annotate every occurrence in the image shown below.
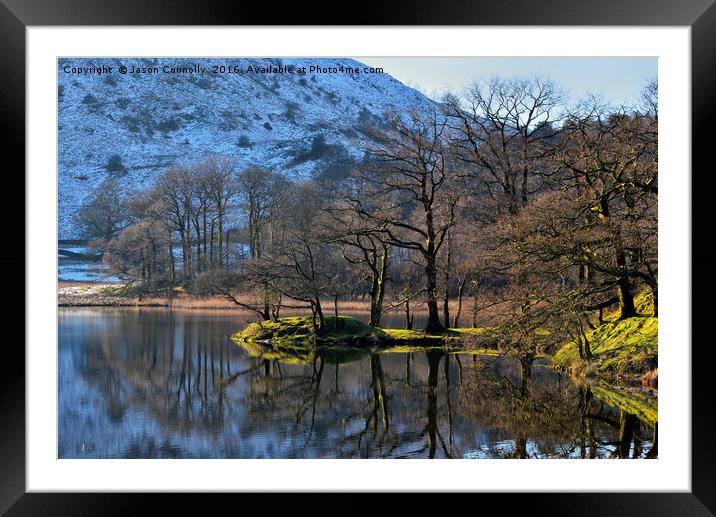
[58,307,657,459]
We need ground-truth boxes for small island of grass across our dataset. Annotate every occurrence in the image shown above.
[232,315,499,352]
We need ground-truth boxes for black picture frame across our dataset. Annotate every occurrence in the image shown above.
[3,0,714,514]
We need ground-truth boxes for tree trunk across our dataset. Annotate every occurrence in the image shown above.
[224,229,230,266]
[424,253,444,334]
[369,249,388,328]
[443,231,452,328]
[268,220,274,253]
[617,276,637,318]
[209,219,215,267]
[334,294,339,330]
[519,353,534,397]
[193,216,202,274]
[576,332,584,360]
[582,327,592,360]
[179,229,188,281]
[405,298,414,330]
[369,265,381,328]
[579,264,589,284]
[443,287,450,329]
[217,206,224,267]
[168,234,175,285]
[616,248,636,317]
[202,209,208,269]
[315,298,325,332]
[453,276,466,328]
[369,300,381,328]
[309,304,319,335]
[515,435,528,459]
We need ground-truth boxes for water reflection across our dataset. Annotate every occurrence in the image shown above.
[58,308,656,459]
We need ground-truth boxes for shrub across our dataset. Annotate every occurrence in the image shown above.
[283,101,300,122]
[158,118,180,132]
[237,135,252,148]
[105,154,125,173]
[187,270,220,297]
[82,93,99,105]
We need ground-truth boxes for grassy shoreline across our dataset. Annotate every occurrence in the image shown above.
[551,316,658,387]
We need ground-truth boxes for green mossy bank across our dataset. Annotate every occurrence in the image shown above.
[552,316,658,384]
[232,315,498,351]
[234,312,658,387]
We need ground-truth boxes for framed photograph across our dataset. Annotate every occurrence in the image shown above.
[5,0,714,513]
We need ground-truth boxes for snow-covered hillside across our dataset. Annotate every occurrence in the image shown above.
[58,57,437,239]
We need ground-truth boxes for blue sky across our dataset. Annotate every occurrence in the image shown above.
[358,57,657,107]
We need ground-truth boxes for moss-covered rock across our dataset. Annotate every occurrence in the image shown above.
[552,316,657,383]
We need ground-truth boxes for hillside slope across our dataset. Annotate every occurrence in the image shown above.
[58,57,437,238]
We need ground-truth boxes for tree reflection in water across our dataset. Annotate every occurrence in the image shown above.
[58,308,657,459]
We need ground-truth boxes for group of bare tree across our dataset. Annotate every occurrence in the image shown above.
[77,76,657,357]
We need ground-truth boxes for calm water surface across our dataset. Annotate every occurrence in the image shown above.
[58,308,656,459]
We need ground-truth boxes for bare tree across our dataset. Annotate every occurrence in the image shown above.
[236,166,278,260]
[554,99,657,317]
[445,76,564,217]
[75,177,128,244]
[155,166,195,281]
[271,182,338,332]
[326,186,391,327]
[347,109,460,333]
[199,155,237,267]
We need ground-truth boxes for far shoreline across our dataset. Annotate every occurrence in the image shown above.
[57,280,443,315]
